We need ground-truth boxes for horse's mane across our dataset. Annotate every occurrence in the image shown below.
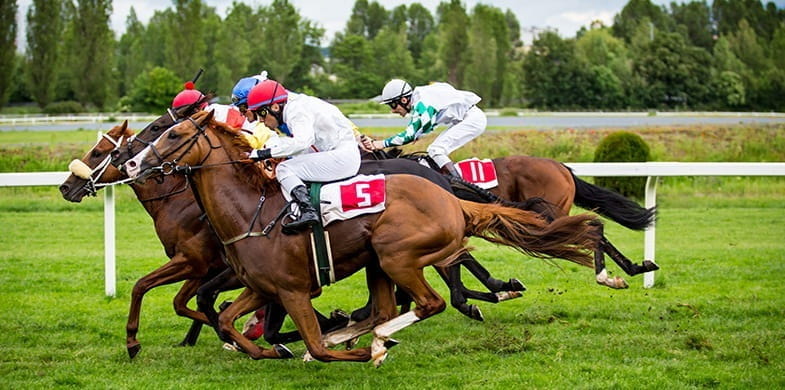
[192,111,273,191]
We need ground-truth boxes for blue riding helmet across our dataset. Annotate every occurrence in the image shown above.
[231,77,262,107]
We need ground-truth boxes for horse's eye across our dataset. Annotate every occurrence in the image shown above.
[168,131,179,139]
[151,125,160,132]
[91,150,102,158]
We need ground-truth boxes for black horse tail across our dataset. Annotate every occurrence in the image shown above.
[570,170,656,231]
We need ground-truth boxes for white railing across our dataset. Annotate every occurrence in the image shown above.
[2,162,785,295]
[0,113,157,125]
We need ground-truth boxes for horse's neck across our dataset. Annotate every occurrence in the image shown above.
[190,152,283,242]
[128,175,189,217]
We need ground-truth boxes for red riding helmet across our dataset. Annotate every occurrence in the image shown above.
[171,81,207,109]
[247,80,288,110]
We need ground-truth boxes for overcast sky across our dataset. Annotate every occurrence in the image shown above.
[14,0,785,49]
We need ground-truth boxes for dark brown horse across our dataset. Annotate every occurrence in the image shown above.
[59,115,229,359]
[125,110,601,364]
[366,149,659,289]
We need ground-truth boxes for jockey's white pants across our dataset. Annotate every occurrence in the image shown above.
[276,141,361,195]
[427,105,487,168]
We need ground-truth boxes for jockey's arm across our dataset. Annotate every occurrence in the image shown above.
[379,103,437,148]
[266,111,317,158]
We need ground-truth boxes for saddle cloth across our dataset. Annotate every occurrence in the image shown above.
[319,174,386,226]
[456,158,498,189]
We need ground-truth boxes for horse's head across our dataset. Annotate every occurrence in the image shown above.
[113,95,211,167]
[59,121,134,202]
[124,110,221,182]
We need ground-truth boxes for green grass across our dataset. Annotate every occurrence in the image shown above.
[0,186,783,388]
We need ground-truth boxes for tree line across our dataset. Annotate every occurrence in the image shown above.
[0,0,784,113]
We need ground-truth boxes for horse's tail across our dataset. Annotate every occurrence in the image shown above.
[570,172,656,231]
[459,200,599,268]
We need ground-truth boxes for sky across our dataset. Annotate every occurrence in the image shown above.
[14,0,785,49]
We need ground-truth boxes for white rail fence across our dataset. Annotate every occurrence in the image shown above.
[2,162,785,296]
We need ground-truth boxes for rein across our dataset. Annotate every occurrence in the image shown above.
[146,117,290,245]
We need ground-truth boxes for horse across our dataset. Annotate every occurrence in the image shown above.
[116,106,532,327]
[61,104,349,358]
[124,110,601,364]
[364,149,660,289]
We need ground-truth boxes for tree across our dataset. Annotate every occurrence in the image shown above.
[611,0,673,42]
[370,26,415,89]
[670,0,714,50]
[255,0,306,84]
[126,67,182,113]
[329,32,375,97]
[632,32,712,108]
[0,0,17,108]
[25,0,65,108]
[522,31,593,109]
[167,0,208,81]
[116,8,147,97]
[727,19,770,74]
[464,4,508,106]
[346,0,388,39]
[65,0,115,109]
[436,0,469,86]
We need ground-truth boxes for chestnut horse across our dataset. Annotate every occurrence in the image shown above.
[124,110,601,364]
[366,149,659,289]
[62,106,347,358]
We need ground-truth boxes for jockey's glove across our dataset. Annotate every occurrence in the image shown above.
[249,148,272,161]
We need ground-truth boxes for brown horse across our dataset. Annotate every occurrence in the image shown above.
[61,107,348,358]
[367,149,659,289]
[125,110,601,364]
[59,117,229,359]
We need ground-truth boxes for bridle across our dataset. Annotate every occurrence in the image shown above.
[68,132,133,197]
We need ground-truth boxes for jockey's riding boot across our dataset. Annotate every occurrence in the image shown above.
[440,162,461,179]
[283,185,319,233]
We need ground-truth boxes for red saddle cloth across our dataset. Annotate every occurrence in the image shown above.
[456,158,498,189]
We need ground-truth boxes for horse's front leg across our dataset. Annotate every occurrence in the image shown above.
[216,288,292,359]
[278,289,373,362]
[126,254,204,359]
[196,267,243,342]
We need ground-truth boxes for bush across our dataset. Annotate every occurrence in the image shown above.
[593,131,651,199]
[43,101,86,114]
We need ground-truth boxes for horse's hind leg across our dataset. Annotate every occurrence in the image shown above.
[592,224,629,289]
[434,264,485,321]
[459,252,526,293]
[601,237,659,275]
[173,279,208,347]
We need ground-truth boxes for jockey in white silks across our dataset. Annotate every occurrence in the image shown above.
[245,79,360,233]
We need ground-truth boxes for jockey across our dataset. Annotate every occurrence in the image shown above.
[171,81,250,131]
[231,71,268,122]
[363,79,486,178]
[245,79,361,232]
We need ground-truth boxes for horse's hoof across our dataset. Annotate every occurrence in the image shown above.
[274,344,294,359]
[614,277,629,289]
[383,338,400,349]
[222,342,239,352]
[467,305,484,322]
[642,260,660,272]
[127,343,141,359]
[509,278,526,292]
[373,351,388,368]
[495,290,523,301]
[303,351,315,362]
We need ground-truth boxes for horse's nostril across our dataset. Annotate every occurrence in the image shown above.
[127,161,137,168]
[59,184,69,194]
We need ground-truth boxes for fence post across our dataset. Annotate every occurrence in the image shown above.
[104,185,116,297]
[643,176,658,288]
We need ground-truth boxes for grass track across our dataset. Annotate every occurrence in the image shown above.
[0,185,783,388]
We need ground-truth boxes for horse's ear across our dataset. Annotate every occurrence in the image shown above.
[121,120,128,131]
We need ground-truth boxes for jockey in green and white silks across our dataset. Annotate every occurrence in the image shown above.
[365,79,487,177]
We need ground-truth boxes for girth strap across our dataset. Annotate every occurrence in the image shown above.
[309,183,335,286]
